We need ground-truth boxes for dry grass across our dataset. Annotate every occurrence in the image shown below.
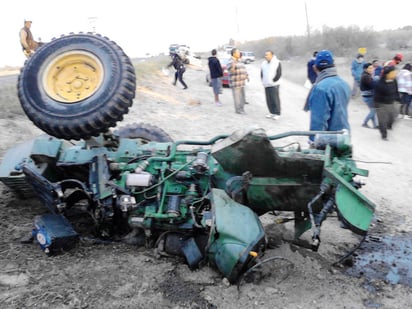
[282,56,353,87]
[133,55,170,81]
[0,80,25,119]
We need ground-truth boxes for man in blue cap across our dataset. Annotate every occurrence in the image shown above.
[304,49,351,142]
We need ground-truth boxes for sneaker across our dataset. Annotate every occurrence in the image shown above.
[382,137,388,141]
[272,115,280,120]
[362,123,370,128]
[266,114,274,118]
[216,102,222,106]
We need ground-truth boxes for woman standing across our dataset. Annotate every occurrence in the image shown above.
[374,66,400,141]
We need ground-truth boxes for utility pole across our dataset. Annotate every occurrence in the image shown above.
[305,1,310,38]
[235,5,240,44]
[88,17,97,34]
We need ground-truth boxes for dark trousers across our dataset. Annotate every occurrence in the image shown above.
[174,69,187,88]
[265,86,281,115]
[376,103,396,138]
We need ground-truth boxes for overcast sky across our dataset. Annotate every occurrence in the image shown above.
[1,0,411,67]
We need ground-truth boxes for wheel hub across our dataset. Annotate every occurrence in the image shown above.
[42,51,104,103]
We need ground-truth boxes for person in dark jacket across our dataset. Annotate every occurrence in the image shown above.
[373,65,400,140]
[307,51,318,84]
[208,49,223,105]
[168,52,188,89]
[360,63,378,128]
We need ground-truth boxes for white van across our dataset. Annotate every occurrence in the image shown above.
[240,51,255,64]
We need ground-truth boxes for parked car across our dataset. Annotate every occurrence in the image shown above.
[240,51,255,64]
[169,44,202,67]
[206,58,230,88]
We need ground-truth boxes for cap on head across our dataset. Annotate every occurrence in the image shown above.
[315,50,334,70]
[24,18,32,23]
[395,53,403,61]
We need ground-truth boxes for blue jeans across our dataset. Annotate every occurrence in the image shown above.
[352,79,361,97]
[399,92,411,116]
[362,96,377,127]
[211,78,221,96]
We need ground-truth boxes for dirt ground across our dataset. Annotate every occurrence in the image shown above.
[1,59,412,309]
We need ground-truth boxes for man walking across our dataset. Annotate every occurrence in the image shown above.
[261,50,282,119]
[227,48,249,114]
[168,50,188,89]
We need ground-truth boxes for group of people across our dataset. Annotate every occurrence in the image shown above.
[206,47,283,117]
[206,47,410,142]
[358,53,411,140]
[305,50,411,142]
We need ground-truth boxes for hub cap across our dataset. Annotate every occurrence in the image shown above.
[42,51,104,103]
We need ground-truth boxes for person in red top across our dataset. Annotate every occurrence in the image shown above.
[384,53,403,67]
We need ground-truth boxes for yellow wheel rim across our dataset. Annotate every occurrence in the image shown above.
[42,51,104,103]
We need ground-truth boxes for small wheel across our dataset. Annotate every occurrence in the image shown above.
[18,33,136,140]
[113,123,173,143]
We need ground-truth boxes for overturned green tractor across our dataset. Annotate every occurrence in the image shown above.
[0,33,375,284]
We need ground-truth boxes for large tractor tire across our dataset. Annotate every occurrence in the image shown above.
[18,33,136,140]
[114,123,173,143]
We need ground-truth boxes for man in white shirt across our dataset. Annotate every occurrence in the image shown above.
[261,50,282,120]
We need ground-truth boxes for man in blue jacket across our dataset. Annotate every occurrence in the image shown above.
[305,50,351,142]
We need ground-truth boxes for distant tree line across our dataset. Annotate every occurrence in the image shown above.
[231,25,412,61]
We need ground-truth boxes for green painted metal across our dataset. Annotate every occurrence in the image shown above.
[0,126,377,282]
[324,167,375,235]
[207,189,265,283]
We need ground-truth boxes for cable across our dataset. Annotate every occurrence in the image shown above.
[332,234,367,267]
